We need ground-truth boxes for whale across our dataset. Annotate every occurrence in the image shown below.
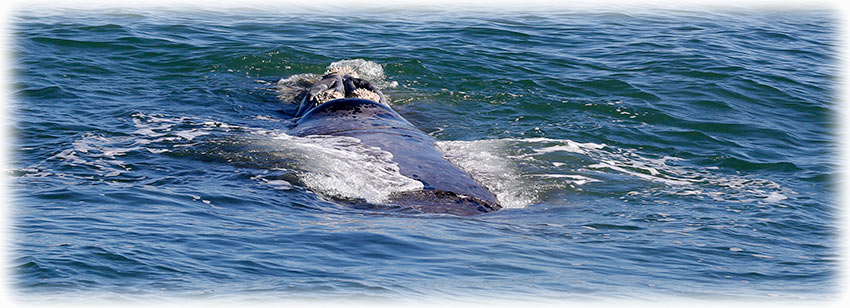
[289,68,501,215]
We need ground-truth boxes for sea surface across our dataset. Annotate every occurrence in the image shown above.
[7,3,840,304]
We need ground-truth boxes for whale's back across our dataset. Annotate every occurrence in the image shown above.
[291,98,501,215]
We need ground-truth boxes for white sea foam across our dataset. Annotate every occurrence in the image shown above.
[327,59,387,84]
[436,139,534,209]
[44,133,138,179]
[533,174,600,186]
[437,137,793,207]
[255,132,424,203]
[437,138,612,208]
[174,129,209,141]
[763,191,788,203]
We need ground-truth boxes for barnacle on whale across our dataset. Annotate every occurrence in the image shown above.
[313,89,344,105]
[350,88,381,102]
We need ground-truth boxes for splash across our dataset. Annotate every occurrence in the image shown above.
[251,132,424,204]
[436,139,537,209]
[326,59,386,83]
[437,138,608,209]
[274,59,397,103]
[437,138,794,207]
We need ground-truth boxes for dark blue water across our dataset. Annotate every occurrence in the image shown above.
[9,4,839,304]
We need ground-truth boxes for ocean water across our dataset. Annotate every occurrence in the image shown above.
[7,4,840,304]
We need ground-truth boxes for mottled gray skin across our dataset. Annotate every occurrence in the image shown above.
[291,80,501,215]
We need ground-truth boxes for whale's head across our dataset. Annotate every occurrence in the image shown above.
[296,66,388,117]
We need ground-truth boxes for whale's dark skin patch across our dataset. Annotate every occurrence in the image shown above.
[291,97,502,216]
